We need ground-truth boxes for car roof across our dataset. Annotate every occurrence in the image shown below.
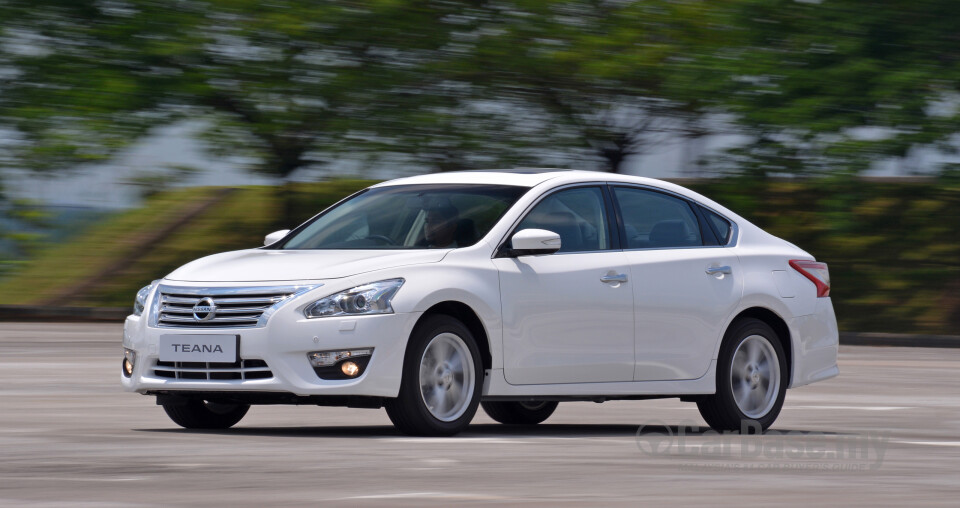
[370,169,573,188]
[371,168,680,189]
[372,168,748,227]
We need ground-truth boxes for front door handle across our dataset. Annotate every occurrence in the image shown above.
[601,273,628,284]
[706,265,732,276]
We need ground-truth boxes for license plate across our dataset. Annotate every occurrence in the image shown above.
[159,334,239,363]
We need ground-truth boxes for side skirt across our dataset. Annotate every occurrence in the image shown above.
[481,359,717,398]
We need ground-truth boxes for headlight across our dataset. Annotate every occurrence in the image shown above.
[133,280,159,316]
[303,279,404,319]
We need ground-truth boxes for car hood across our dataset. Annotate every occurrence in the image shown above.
[165,249,450,282]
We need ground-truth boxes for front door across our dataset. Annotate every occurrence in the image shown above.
[495,186,635,385]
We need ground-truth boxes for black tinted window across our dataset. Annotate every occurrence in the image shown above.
[613,187,702,249]
[702,207,732,245]
[516,187,611,253]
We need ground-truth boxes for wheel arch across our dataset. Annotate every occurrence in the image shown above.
[723,306,793,385]
[414,301,492,373]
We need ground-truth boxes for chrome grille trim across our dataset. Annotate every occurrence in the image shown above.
[152,358,274,380]
[149,284,322,329]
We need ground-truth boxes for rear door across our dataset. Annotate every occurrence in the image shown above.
[610,185,742,381]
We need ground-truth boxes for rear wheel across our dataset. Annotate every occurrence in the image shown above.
[697,318,787,433]
[162,399,249,429]
[385,315,483,436]
[481,400,559,425]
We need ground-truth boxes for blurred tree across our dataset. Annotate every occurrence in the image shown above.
[3,0,956,180]
[0,0,467,177]
[0,188,49,277]
[698,0,960,176]
[441,0,736,172]
[0,0,735,179]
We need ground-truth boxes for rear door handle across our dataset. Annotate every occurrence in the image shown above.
[706,266,732,276]
[601,274,628,284]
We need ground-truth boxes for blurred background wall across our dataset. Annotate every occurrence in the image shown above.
[0,0,957,333]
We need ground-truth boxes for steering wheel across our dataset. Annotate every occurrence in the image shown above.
[365,235,396,246]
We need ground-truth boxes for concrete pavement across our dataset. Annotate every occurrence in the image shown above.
[0,323,958,506]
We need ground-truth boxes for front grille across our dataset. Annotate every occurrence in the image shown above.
[157,289,298,328]
[153,358,273,380]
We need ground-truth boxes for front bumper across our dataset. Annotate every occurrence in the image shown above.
[121,306,421,398]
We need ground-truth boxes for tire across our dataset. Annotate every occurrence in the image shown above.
[481,401,559,425]
[385,314,483,436]
[162,399,250,429]
[697,318,787,433]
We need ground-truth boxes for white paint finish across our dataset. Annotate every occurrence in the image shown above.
[893,441,960,447]
[788,297,840,387]
[370,169,563,188]
[626,248,742,381]
[509,228,561,251]
[482,362,718,397]
[494,251,635,384]
[123,170,838,411]
[772,269,796,298]
[123,307,421,398]
[165,248,448,282]
[263,229,289,246]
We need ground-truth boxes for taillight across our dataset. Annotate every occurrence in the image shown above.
[789,260,830,297]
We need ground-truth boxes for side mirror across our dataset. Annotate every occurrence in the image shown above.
[507,229,561,256]
[264,229,291,246]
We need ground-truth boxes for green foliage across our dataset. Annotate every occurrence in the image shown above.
[2,1,959,177]
[0,180,372,306]
[699,0,960,175]
[0,0,579,176]
[0,190,51,277]
[2,179,957,335]
[0,186,218,303]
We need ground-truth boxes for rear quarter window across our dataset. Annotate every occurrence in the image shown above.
[701,207,733,245]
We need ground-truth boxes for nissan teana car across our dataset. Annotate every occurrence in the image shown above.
[122,169,838,435]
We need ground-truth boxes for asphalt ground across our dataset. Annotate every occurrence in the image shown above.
[0,323,958,507]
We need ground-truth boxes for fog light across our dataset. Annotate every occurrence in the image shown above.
[122,348,136,378]
[307,348,373,367]
[341,361,360,377]
[308,348,373,380]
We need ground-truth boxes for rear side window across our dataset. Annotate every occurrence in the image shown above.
[612,187,702,249]
[701,207,733,245]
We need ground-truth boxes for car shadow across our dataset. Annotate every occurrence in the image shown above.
[134,423,848,439]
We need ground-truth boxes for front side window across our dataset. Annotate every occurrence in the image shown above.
[613,187,702,249]
[280,184,527,249]
[515,186,610,253]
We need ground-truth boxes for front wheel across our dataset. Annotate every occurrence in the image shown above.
[385,315,483,436]
[697,318,787,433]
[162,399,249,429]
[481,401,559,425]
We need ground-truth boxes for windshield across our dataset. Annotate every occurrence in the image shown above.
[278,184,528,250]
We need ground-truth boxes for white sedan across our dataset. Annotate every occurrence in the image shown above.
[122,169,838,435]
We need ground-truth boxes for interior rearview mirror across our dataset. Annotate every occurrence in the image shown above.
[508,228,561,256]
[264,229,291,246]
